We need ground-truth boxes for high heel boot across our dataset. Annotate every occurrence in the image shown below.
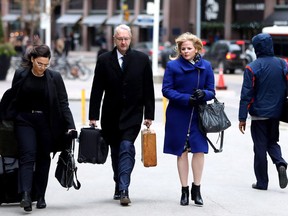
[180,186,189,206]
[20,191,32,212]
[191,183,203,206]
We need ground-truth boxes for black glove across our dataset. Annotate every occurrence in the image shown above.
[189,95,197,106]
[193,89,206,100]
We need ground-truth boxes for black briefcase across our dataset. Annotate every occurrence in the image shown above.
[77,127,108,164]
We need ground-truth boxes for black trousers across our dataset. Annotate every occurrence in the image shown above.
[15,112,53,197]
[251,119,287,188]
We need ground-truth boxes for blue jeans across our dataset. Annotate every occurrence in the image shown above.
[111,140,135,191]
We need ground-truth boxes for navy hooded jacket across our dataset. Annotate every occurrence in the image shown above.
[238,33,288,121]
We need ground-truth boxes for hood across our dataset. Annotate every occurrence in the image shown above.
[252,33,274,58]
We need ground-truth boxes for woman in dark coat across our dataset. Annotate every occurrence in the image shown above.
[0,45,75,212]
[162,33,215,206]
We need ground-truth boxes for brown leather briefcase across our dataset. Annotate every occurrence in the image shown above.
[141,128,157,167]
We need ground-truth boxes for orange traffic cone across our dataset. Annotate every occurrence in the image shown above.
[216,67,227,90]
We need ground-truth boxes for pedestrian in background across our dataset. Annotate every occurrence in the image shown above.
[89,24,155,206]
[162,32,215,206]
[0,44,76,212]
[238,33,288,190]
[97,42,108,58]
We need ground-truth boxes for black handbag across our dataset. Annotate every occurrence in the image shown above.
[198,98,231,133]
[0,120,18,157]
[78,127,108,164]
[198,97,231,153]
[55,131,81,190]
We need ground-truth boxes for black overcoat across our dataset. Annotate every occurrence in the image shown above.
[0,68,75,153]
[89,47,155,145]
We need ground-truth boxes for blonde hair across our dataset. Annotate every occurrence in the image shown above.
[171,32,203,60]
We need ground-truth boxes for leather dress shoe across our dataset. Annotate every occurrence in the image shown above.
[120,190,131,206]
[113,190,121,200]
[20,191,32,212]
[252,183,267,190]
[36,197,47,209]
[277,165,288,189]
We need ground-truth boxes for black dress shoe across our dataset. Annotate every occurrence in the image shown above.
[252,183,267,190]
[20,191,32,212]
[36,197,47,209]
[113,190,121,200]
[120,190,131,206]
[277,166,288,189]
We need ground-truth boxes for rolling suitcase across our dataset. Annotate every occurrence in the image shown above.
[0,156,21,205]
[77,127,108,164]
[141,128,157,167]
[0,156,37,205]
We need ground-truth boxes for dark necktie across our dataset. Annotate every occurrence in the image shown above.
[121,56,124,71]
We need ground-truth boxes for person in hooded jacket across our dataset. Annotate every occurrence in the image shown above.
[162,32,215,206]
[239,33,288,190]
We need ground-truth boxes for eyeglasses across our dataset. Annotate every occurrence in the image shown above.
[35,60,50,69]
[115,37,131,42]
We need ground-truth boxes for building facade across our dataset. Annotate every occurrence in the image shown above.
[1,0,287,51]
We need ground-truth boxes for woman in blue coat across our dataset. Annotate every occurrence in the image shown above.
[162,32,215,206]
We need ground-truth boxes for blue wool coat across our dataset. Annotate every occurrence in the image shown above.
[162,56,215,156]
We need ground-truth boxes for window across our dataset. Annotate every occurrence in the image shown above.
[9,0,21,10]
[91,0,107,10]
[67,0,83,10]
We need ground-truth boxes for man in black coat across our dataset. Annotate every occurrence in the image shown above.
[89,24,155,206]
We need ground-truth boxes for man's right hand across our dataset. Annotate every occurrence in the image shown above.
[239,121,246,134]
[89,120,97,127]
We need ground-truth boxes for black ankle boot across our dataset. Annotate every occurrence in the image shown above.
[180,186,189,206]
[20,191,32,212]
[36,196,47,209]
[191,183,203,205]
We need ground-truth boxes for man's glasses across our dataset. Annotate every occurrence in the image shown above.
[35,60,50,69]
[115,37,131,42]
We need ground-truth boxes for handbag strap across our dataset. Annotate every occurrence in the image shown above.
[205,131,224,153]
[72,167,81,190]
[187,69,201,134]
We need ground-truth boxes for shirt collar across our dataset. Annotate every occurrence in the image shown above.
[116,50,124,60]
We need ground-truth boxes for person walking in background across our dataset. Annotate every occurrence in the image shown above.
[97,42,108,58]
[162,32,215,206]
[0,44,76,212]
[89,24,155,206]
[239,33,288,190]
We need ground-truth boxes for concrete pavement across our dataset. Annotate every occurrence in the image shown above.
[1,52,288,215]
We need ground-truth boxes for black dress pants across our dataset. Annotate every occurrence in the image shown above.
[15,112,53,197]
[251,119,287,188]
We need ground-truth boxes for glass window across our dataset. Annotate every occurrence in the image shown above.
[9,0,21,10]
[91,0,107,10]
[277,0,288,5]
[67,0,83,10]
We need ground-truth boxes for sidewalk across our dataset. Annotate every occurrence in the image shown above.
[2,55,288,216]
